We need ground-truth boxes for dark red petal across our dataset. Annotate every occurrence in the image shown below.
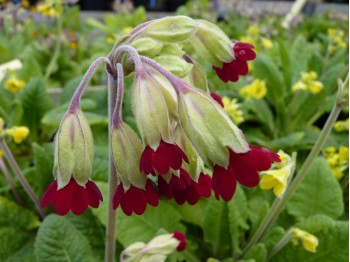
[154,141,171,174]
[230,60,249,76]
[198,173,212,198]
[213,65,230,83]
[40,180,58,208]
[250,145,281,163]
[173,231,187,252]
[230,153,260,188]
[158,176,174,198]
[173,144,189,164]
[127,186,148,215]
[212,165,237,201]
[86,180,103,208]
[71,181,89,215]
[186,184,200,205]
[54,181,74,216]
[174,191,187,205]
[234,48,256,61]
[120,193,133,216]
[210,92,224,108]
[113,184,124,209]
[234,42,255,50]
[140,146,154,174]
[237,146,280,171]
[171,175,187,193]
[145,180,160,207]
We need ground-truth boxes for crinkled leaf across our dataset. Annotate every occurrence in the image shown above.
[261,226,285,252]
[242,243,267,262]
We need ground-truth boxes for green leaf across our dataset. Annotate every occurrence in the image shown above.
[245,99,275,135]
[0,227,32,261]
[253,54,285,106]
[7,99,23,127]
[243,243,267,262]
[0,196,40,230]
[171,199,208,226]
[19,55,43,82]
[228,186,249,254]
[294,215,336,233]
[268,132,305,150]
[66,210,105,261]
[287,157,344,220]
[261,227,285,252]
[35,214,94,262]
[5,244,36,262]
[117,201,186,247]
[279,40,293,88]
[20,78,52,139]
[290,35,311,83]
[272,221,348,262]
[202,197,231,257]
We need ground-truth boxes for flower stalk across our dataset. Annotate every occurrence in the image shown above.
[0,139,45,219]
[0,156,22,203]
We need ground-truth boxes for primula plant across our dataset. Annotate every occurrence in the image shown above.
[0,5,348,262]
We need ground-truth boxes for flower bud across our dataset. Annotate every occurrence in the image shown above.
[292,228,318,253]
[131,37,164,57]
[53,108,93,189]
[111,122,146,190]
[182,55,208,92]
[145,16,197,43]
[160,44,184,56]
[154,55,193,78]
[132,66,177,149]
[190,20,233,67]
[178,87,249,167]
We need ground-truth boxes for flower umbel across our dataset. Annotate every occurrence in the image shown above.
[292,71,323,94]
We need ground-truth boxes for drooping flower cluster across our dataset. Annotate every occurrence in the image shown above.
[292,71,323,94]
[322,146,349,180]
[41,16,280,218]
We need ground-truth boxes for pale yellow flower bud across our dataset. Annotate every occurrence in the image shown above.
[292,228,318,253]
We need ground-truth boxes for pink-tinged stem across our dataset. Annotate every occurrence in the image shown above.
[140,56,190,93]
[105,73,118,262]
[111,45,144,75]
[112,64,125,127]
[0,139,45,219]
[0,157,23,203]
[68,57,114,113]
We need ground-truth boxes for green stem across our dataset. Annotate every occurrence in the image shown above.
[44,15,63,81]
[0,105,9,121]
[0,139,45,219]
[267,229,293,261]
[0,157,23,203]
[104,73,118,262]
[240,103,342,258]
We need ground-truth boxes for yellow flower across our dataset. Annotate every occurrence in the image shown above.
[123,27,132,35]
[334,119,349,132]
[37,3,62,18]
[322,146,349,180]
[5,75,25,93]
[239,79,267,100]
[248,62,254,73]
[69,41,78,49]
[0,149,3,158]
[222,97,244,125]
[292,71,323,94]
[6,126,30,143]
[292,228,318,253]
[261,37,273,49]
[328,28,347,50]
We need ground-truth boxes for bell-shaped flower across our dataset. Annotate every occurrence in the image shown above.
[133,65,189,175]
[40,108,102,215]
[111,121,159,216]
[292,228,318,253]
[212,42,256,83]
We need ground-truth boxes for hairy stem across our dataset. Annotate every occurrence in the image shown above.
[112,64,125,127]
[105,73,118,262]
[0,139,45,219]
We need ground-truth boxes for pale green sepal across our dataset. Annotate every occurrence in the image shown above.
[54,109,94,189]
[154,55,193,78]
[183,56,208,92]
[189,19,233,66]
[111,122,146,190]
[145,16,198,43]
[175,126,204,182]
[178,88,249,167]
[132,70,175,149]
[131,37,164,57]
[160,44,185,57]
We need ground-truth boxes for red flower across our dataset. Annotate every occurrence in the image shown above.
[210,92,224,107]
[213,42,256,83]
[173,231,186,252]
[40,178,103,215]
[140,139,189,175]
[212,145,280,201]
[158,169,212,205]
[113,179,159,216]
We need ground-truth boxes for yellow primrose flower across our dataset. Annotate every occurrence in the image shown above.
[322,146,349,180]
[0,149,3,158]
[328,28,347,50]
[69,41,78,49]
[260,150,294,197]
[123,27,132,35]
[6,126,30,143]
[239,79,267,100]
[247,25,260,37]
[222,97,244,125]
[292,228,318,253]
[5,75,25,93]
[37,3,62,18]
[334,119,349,132]
[292,71,323,94]
[261,37,273,49]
